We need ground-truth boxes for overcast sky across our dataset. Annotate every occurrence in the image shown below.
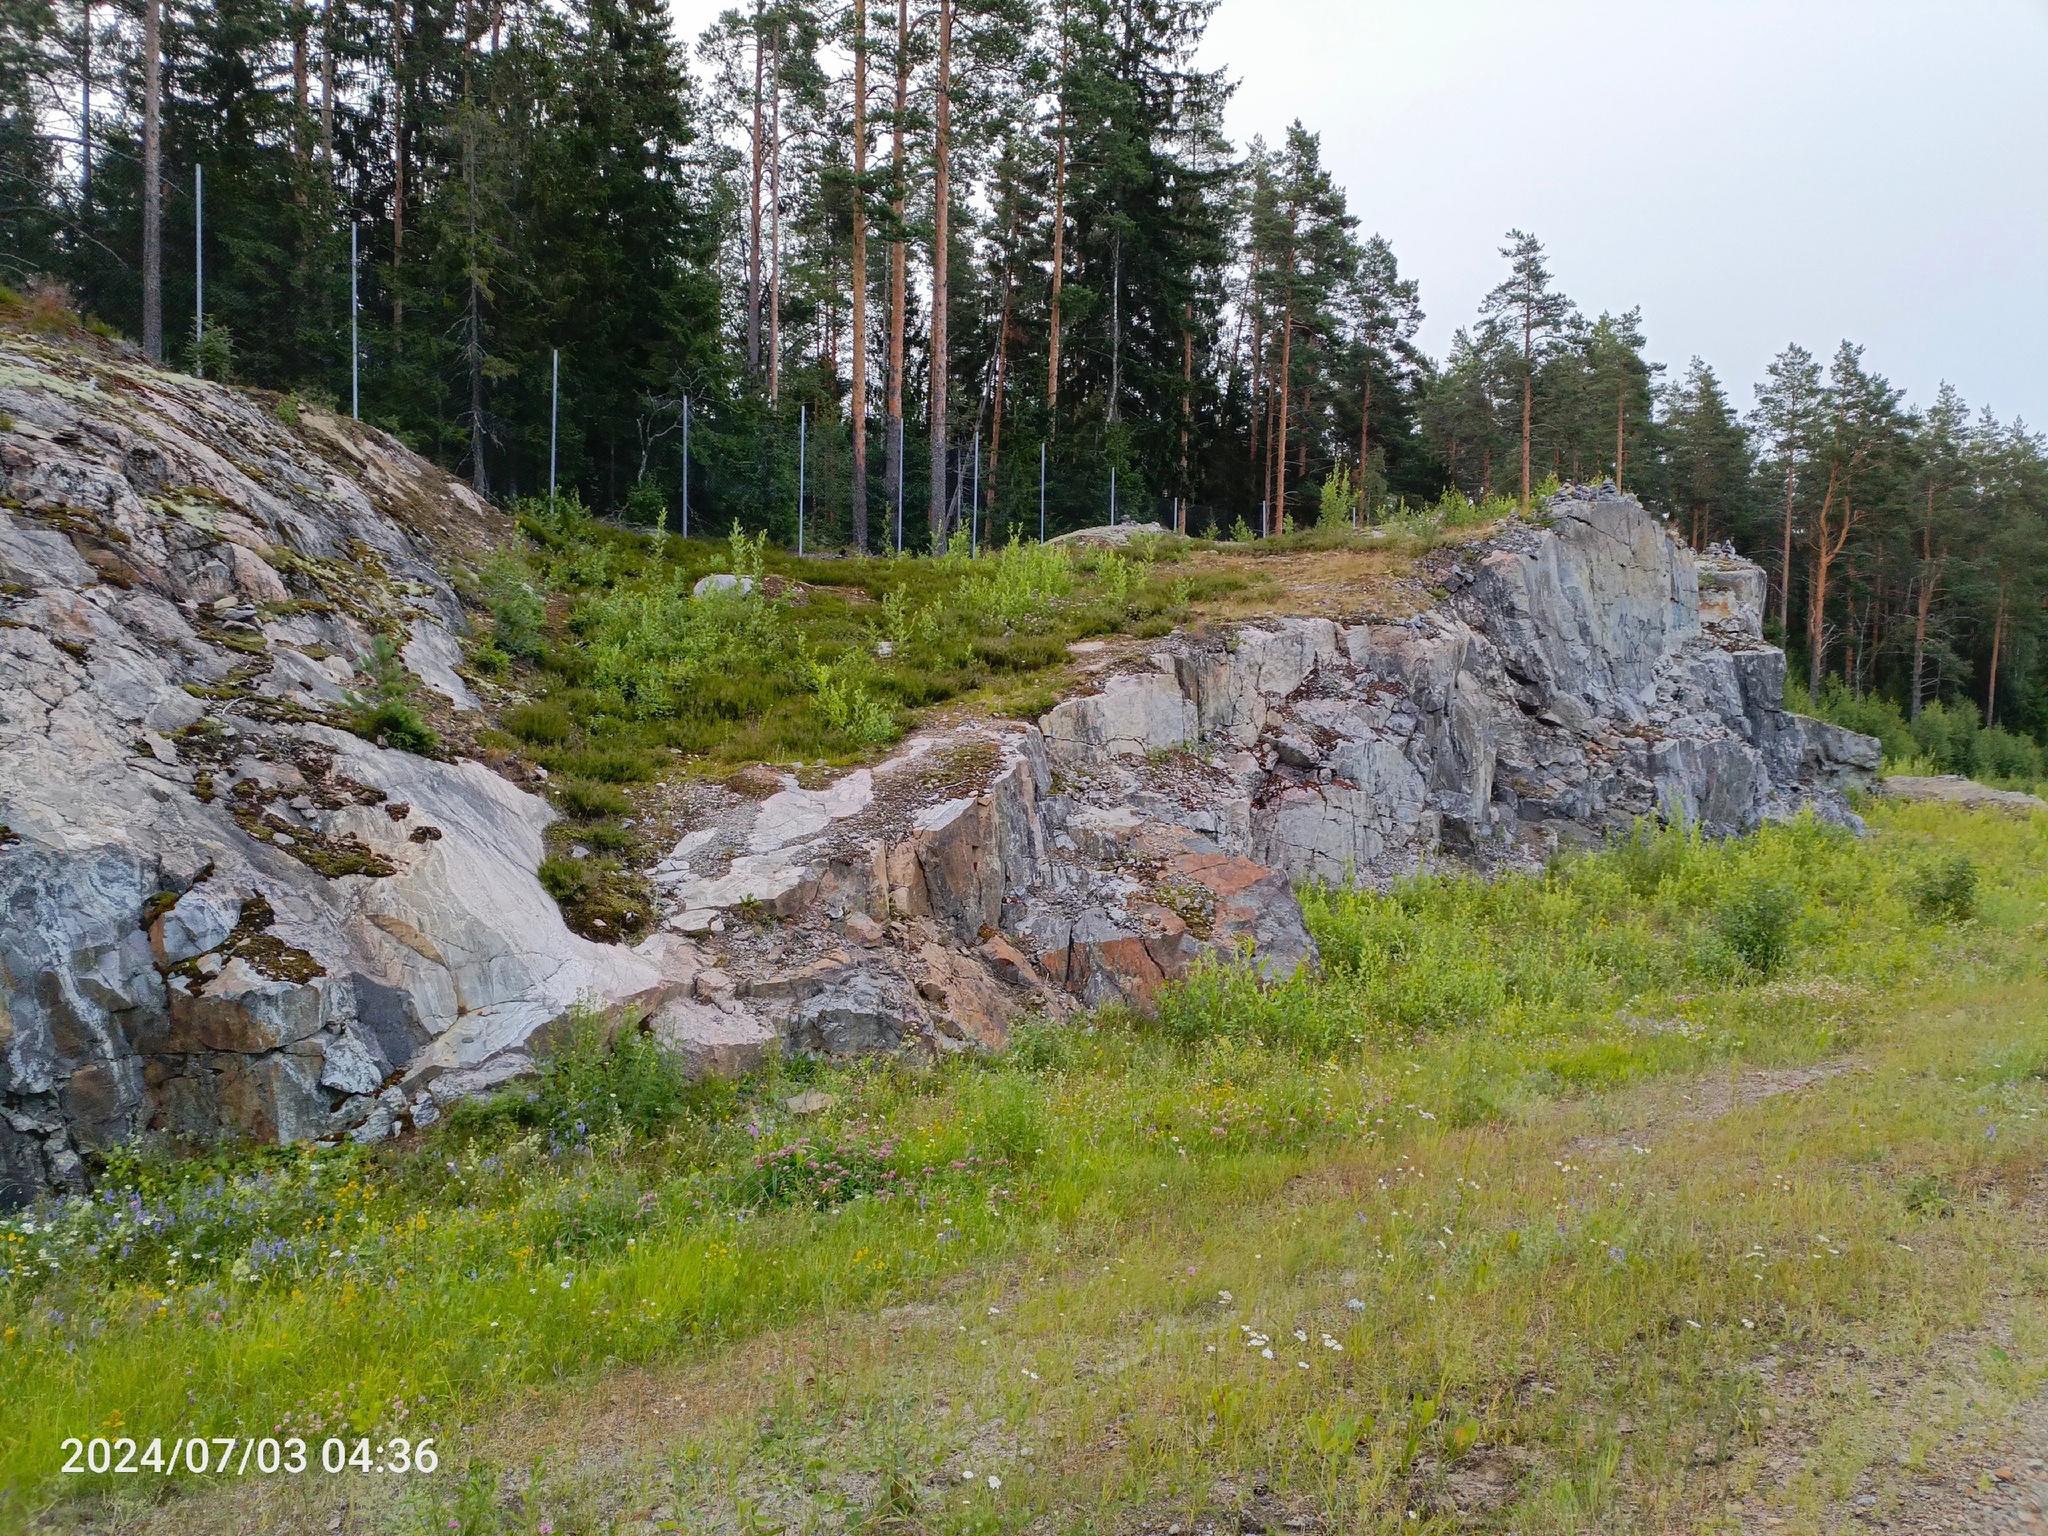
[672,0,2048,428]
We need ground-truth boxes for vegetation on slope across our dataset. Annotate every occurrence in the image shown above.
[6,801,2044,1530]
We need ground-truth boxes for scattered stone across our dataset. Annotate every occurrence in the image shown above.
[784,1090,837,1115]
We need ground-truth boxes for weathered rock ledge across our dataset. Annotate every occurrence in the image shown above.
[0,326,1879,1205]
[625,486,1879,1092]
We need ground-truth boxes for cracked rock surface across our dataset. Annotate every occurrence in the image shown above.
[0,329,663,1205]
[0,317,1880,1205]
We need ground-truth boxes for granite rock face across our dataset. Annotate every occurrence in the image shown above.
[631,488,1875,1062]
[0,325,1878,1204]
[0,328,663,1205]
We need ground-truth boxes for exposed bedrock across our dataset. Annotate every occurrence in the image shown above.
[0,323,1877,1210]
[633,487,1876,1089]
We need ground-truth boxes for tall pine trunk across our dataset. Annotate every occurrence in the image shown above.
[391,0,405,339]
[1777,455,1795,638]
[1518,309,1533,511]
[1614,389,1625,490]
[747,6,764,379]
[848,0,869,552]
[1806,465,1847,697]
[1045,105,1067,430]
[883,0,907,540]
[767,33,782,403]
[320,0,335,164]
[926,0,952,549]
[1272,229,1294,532]
[1986,579,2009,729]
[985,209,1018,526]
[1910,511,1938,719]
[1355,373,1371,525]
[140,0,161,360]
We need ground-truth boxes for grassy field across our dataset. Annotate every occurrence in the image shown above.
[5,799,2045,1534]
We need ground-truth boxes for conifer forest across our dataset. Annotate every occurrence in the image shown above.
[2,0,2045,753]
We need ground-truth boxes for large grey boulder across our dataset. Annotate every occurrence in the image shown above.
[0,329,665,1205]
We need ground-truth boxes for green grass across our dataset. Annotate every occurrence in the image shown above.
[6,801,2046,1533]
[487,499,1222,781]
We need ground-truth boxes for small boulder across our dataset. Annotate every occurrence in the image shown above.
[692,573,755,599]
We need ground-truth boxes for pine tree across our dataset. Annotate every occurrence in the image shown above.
[1476,230,1574,512]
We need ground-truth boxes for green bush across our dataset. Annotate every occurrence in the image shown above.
[347,636,439,755]
[1715,877,1800,974]
[505,700,573,745]
[554,779,631,820]
[622,476,668,529]
[1907,853,1979,922]
[1911,698,1980,775]
[538,854,587,902]
[1970,726,2045,784]
[1810,683,1913,763]
[550,743,660,783]
[481,549,547,660]
[526,1008,693,1142]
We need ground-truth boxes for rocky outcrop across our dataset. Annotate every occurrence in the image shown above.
[0,319,1879,1204]
[0,328,666,1204]
[633,488,1875,1063]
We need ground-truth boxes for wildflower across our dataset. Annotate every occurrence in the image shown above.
[988,1475,1001,1490]
[1217,1290,1233,1303]
[1608,1246,1625,1263]
[1293,1329,1307,1343]
[961,1469,976,1482]
[1260,1347,1274,1360]
[1346,1298,1365,1311]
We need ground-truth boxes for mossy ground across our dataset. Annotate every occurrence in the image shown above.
[467,500,1450,940]
[7,800,2047,1533]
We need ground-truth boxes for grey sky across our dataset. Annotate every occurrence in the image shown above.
[1203,1,2048,427]
[671,0,2048,428]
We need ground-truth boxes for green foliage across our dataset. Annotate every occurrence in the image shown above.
[187,321,235,382]
[272,393,301,426]
[537,854,587,903]
[480,549,547,661]
[553,779,631,820]
[797,644,896,746]
[1714,877,1800,974]
[504,700,573,745]
[1229,516,1254,543]
[1800,681,1915,764]
[524,1009,695,1143]
[1911,698,1980,775]
[1971,726,2046,784]
[1907,853,1978,921]
[957,536,1075,628]
[622,477,667,527]
[347,635,438,755]
[1317,462,1353,528]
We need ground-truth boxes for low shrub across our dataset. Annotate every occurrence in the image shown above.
[553,779,631,820]
[1971,726,2045,784]
[1715,876,1801,974]
[346,637,439,755]
[1907,853,1978,922]
[505,700,574,745]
